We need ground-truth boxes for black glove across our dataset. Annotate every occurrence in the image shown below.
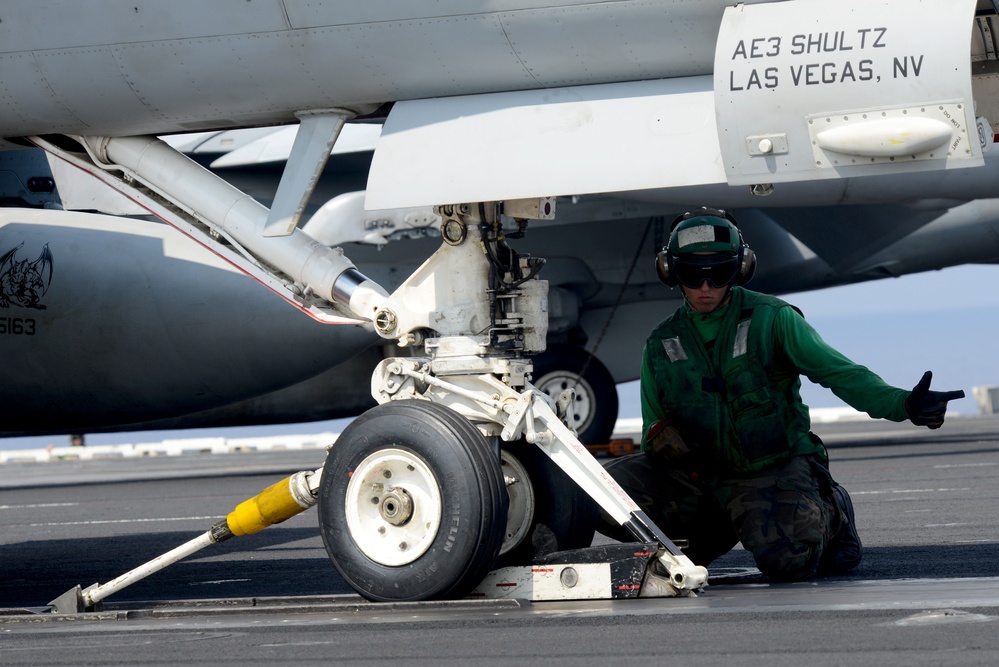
[905,371,965,429]
[645,420,690,462]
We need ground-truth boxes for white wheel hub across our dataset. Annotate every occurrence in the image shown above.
[535,371,594,433]
[344,448,442,567]
[499,449,535,556]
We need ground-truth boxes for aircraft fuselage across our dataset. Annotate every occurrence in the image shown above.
[0,0,760,147]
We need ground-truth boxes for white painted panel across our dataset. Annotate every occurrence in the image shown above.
[714,0,981,185]
[365,76,725,210]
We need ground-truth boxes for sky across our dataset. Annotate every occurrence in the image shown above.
[2,264,997,451]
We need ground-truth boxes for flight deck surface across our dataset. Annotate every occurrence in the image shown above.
[2,416,998,665]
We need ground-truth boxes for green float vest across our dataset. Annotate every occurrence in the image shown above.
[648,288,822,474]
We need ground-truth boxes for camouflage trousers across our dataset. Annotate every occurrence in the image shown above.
[599,453,839,580]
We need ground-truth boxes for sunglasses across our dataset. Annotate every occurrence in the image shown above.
[672,253,739,289]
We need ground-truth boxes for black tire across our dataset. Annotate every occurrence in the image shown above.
[532,344,618,445]
[317,401,507,601]
[496,440,598,566]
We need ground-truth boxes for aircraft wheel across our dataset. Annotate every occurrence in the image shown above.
[496,441,597,566]
[532,344,618,445]
[317,401,507,601]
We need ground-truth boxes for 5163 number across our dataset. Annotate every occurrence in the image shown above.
[0,316,37,335]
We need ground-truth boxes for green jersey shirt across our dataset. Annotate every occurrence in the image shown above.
[639,287,910,472]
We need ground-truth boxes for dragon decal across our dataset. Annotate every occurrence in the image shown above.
[0,243,54,309]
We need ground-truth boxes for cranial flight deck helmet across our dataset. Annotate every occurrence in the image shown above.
[655,207,756,289]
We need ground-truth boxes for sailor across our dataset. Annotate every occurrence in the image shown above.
[599,207,965,580]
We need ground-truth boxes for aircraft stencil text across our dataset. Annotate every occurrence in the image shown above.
[727,26,926,91]
[729,60,878,91]
[0,316,36,335]
[730,28,888,60]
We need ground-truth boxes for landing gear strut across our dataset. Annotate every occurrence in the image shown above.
[319,199,707,601]
[35,124,703,606]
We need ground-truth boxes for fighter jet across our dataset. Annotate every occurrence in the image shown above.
[2,0,998,604]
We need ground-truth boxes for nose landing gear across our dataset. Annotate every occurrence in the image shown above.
[319,200,707,602]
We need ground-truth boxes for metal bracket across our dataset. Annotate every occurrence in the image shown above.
[264,109,352,237]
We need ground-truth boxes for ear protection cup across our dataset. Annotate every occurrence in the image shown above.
[657,207,755,287]
[655,248,677,287]
[736,244,756,285]
[653,211,692,287]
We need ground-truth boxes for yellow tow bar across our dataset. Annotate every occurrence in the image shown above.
[49,468,321,614]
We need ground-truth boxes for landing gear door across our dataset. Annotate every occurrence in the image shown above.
[714,0,981,187]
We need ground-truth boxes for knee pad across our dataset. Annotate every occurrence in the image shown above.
[753,542,821,581]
